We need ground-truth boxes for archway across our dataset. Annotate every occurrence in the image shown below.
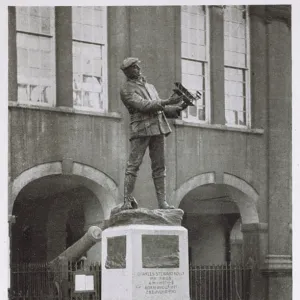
[175,173,259,265]
[9,161,119,218]
[172,172,259,224]
[10,162,120,263]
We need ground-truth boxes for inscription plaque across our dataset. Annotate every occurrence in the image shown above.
[142,235,179,268]
[136,271,185,296]
[105,235,126,269]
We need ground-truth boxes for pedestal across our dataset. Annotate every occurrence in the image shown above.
[101,224,189,300]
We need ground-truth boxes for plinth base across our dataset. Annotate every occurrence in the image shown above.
[101,224,190,300]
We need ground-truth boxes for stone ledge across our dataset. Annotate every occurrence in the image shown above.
[8,101,122,120]
[261,255,292,276]
[104,207,184,228]
[173,119,264,135]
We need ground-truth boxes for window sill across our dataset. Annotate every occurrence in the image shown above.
[173,119,264,135]
[8,101,122,120]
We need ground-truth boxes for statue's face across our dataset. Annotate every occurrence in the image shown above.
[124,63,141,79]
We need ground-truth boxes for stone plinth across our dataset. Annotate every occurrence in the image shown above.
[101,223,189,300]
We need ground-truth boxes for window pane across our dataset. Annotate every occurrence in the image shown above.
[181,6,209,123]
[198,108,205,121]
[224,5,247,69]
[17,7,54,35]
[72,6,106,44]
[237,111,246,125]
[18,84,28,102]
[29,7,39,17]
[16,33,54,105]
[40,7,51,19]
[82,7,94,25]
[82,24,93,42]
[41,17,51,35]
[72,7,107,111]
[73,7,82,23]
[16,13,29,31]
[225,110,238,125]
[94,10,103,27]
[225,66,247,126]
[41,51,51,70]
[17,48,28,67]
[72,41,105,110]
[181,5,207,61]
[189,105,197,117]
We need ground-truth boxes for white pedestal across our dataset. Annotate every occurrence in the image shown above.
[101,224,190,300]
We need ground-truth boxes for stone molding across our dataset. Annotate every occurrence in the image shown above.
[261,254,292,276]
[241,222,268,233]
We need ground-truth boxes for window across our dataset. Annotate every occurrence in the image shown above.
[181,6,210,123]
[224,5,250,127]
[16,7,55,106]
[72,6,107,112]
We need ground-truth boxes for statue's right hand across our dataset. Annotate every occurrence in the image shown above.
[167,94,183,105]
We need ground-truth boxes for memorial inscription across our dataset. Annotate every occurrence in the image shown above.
[136,271,184,296]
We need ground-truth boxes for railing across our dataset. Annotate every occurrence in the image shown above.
[9,261,101,300]
[10,262,251,300]
[189,264,252,300]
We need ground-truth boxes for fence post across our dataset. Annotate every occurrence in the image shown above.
[59,258,69,300]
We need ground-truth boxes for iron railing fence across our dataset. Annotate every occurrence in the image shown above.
[10,262,251,300]
[9,261,101,300]
[189,264,252,300]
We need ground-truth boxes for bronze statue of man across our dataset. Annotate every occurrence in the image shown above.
[120,57,184,210]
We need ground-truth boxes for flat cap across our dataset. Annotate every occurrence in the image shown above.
[120,57,141,70]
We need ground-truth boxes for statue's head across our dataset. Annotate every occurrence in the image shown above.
[120,57,142,80]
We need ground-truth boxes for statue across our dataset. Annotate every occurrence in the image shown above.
[119,57,187,210]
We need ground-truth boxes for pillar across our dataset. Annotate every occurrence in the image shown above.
[249,5,292,299]
[107,6,130,113]
[264,5,292,298]
[55,7,73,107]
[242,223,268,300]
[209,6,225,125]
[8,6,17,103]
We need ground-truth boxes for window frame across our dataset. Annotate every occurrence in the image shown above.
[15,7,56,107]
[224,5,251,128]
[180,5,211,124]
[71,6,108,113]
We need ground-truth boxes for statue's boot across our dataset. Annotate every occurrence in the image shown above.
[122,174,138,209]
[153,177,175,209]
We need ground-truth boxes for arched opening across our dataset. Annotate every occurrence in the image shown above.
[178,181,258,265]
[11,173,111,264]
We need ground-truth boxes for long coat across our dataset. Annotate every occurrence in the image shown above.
[120,78,178,140]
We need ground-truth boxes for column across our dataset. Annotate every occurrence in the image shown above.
[8,6,17,103]
[264,5,292,298]
[107,7,131,195]
[209,6,225,125]
[128,6,177,98]
[55,7,73,107]
[242,223,268,300]
[265,4,291,255]
[107,7,130,113]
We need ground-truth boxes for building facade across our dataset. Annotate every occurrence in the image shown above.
[8,5,291,300]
